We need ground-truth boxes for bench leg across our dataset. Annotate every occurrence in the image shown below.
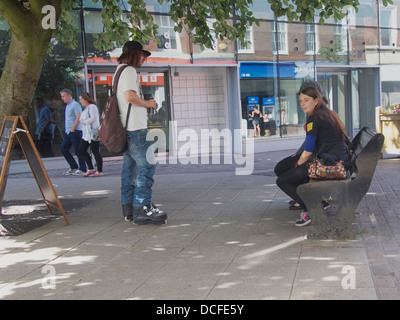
[330,202,360,240]
[303,202,331,239]
[298,181,360,240]
[297,183,336,239]
[307,198,360,240]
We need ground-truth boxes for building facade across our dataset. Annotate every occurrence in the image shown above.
[1,0,399,156]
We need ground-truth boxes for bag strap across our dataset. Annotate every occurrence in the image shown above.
[112,64,128,95]
[125,103,132,130]
[113,64,132,130]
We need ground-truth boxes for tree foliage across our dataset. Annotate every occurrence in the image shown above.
[0,0,394,123]
[1,0,395,62]
[53,0,392,52]
[1,0,394,62]
[53,0,260,51]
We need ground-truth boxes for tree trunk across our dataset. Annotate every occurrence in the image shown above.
[0,29,52,123]
[0,0,62,125]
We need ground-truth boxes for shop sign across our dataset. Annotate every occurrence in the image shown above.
[294,61,315,78]
[262,97,275,105]
[247,96,259,104]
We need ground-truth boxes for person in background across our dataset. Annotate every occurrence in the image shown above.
[34,96,55,158]
[79,92,103,177]
[250,105,262,137]
[60,88,86,175]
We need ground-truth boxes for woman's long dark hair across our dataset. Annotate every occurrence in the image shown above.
[80,92,96,105]
[301,86,351,147]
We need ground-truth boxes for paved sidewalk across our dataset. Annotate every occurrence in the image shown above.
[0,151,399,300]
[356,158,400,299]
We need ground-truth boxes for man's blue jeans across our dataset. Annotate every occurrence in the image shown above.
[60,130,86,171]
[121,129,157,207]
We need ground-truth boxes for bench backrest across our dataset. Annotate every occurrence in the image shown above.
[349,127,384,177]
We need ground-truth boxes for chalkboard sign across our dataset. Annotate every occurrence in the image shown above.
[0,116,69,225]
[0,117,18,206]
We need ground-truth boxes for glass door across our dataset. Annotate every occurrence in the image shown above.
[87,71,112,115]
[87,65,171,153]
[317,70,352,136]
[139,71,170,153]
[317,67,380,137]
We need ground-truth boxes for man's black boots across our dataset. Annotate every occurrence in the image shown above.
[133,203,167,225]
[122,204,133,221]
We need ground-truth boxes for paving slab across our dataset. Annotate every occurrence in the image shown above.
[0,152,399,300]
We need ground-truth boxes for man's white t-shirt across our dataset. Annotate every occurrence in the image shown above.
[114,64,148,131]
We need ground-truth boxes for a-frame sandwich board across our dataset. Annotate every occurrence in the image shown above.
[0,116,69,225]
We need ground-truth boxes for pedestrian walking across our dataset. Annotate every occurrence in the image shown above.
[60,88,86,175]
[79,92,103,177]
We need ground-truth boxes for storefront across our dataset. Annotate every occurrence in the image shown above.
[240,61,314,138]
[85,62,171,152]
[85,60,241,156]
[240,61,381,140]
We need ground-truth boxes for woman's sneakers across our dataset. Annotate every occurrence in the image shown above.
[292,200,331,227]
[295,211,311,227]
[83,169,95,177]
[83,170,103,177]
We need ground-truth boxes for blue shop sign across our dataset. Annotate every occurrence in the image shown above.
[247,96,259,104]
[263,97,275,105]
[240,62,314,79]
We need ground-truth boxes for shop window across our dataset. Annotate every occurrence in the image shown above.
[238,26,254,53]
[84,11,103,34]
[382,81,400,108]
[354,0,378,27]
[154,15,179,50]
[379,4,397,47]
[334,24,347,53]
[272,19,288,55]
[146,0,171,13]
[305,24,318,55]
[82,0,102,9]
[196,19,218,52]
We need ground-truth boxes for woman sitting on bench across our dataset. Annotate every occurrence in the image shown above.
[276,81,351,227]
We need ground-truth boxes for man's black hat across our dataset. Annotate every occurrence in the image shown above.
[122,41,151,57]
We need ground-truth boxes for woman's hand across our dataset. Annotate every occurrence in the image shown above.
[297,150,313,166]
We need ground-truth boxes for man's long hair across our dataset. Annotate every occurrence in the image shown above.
[117,50,143,69]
